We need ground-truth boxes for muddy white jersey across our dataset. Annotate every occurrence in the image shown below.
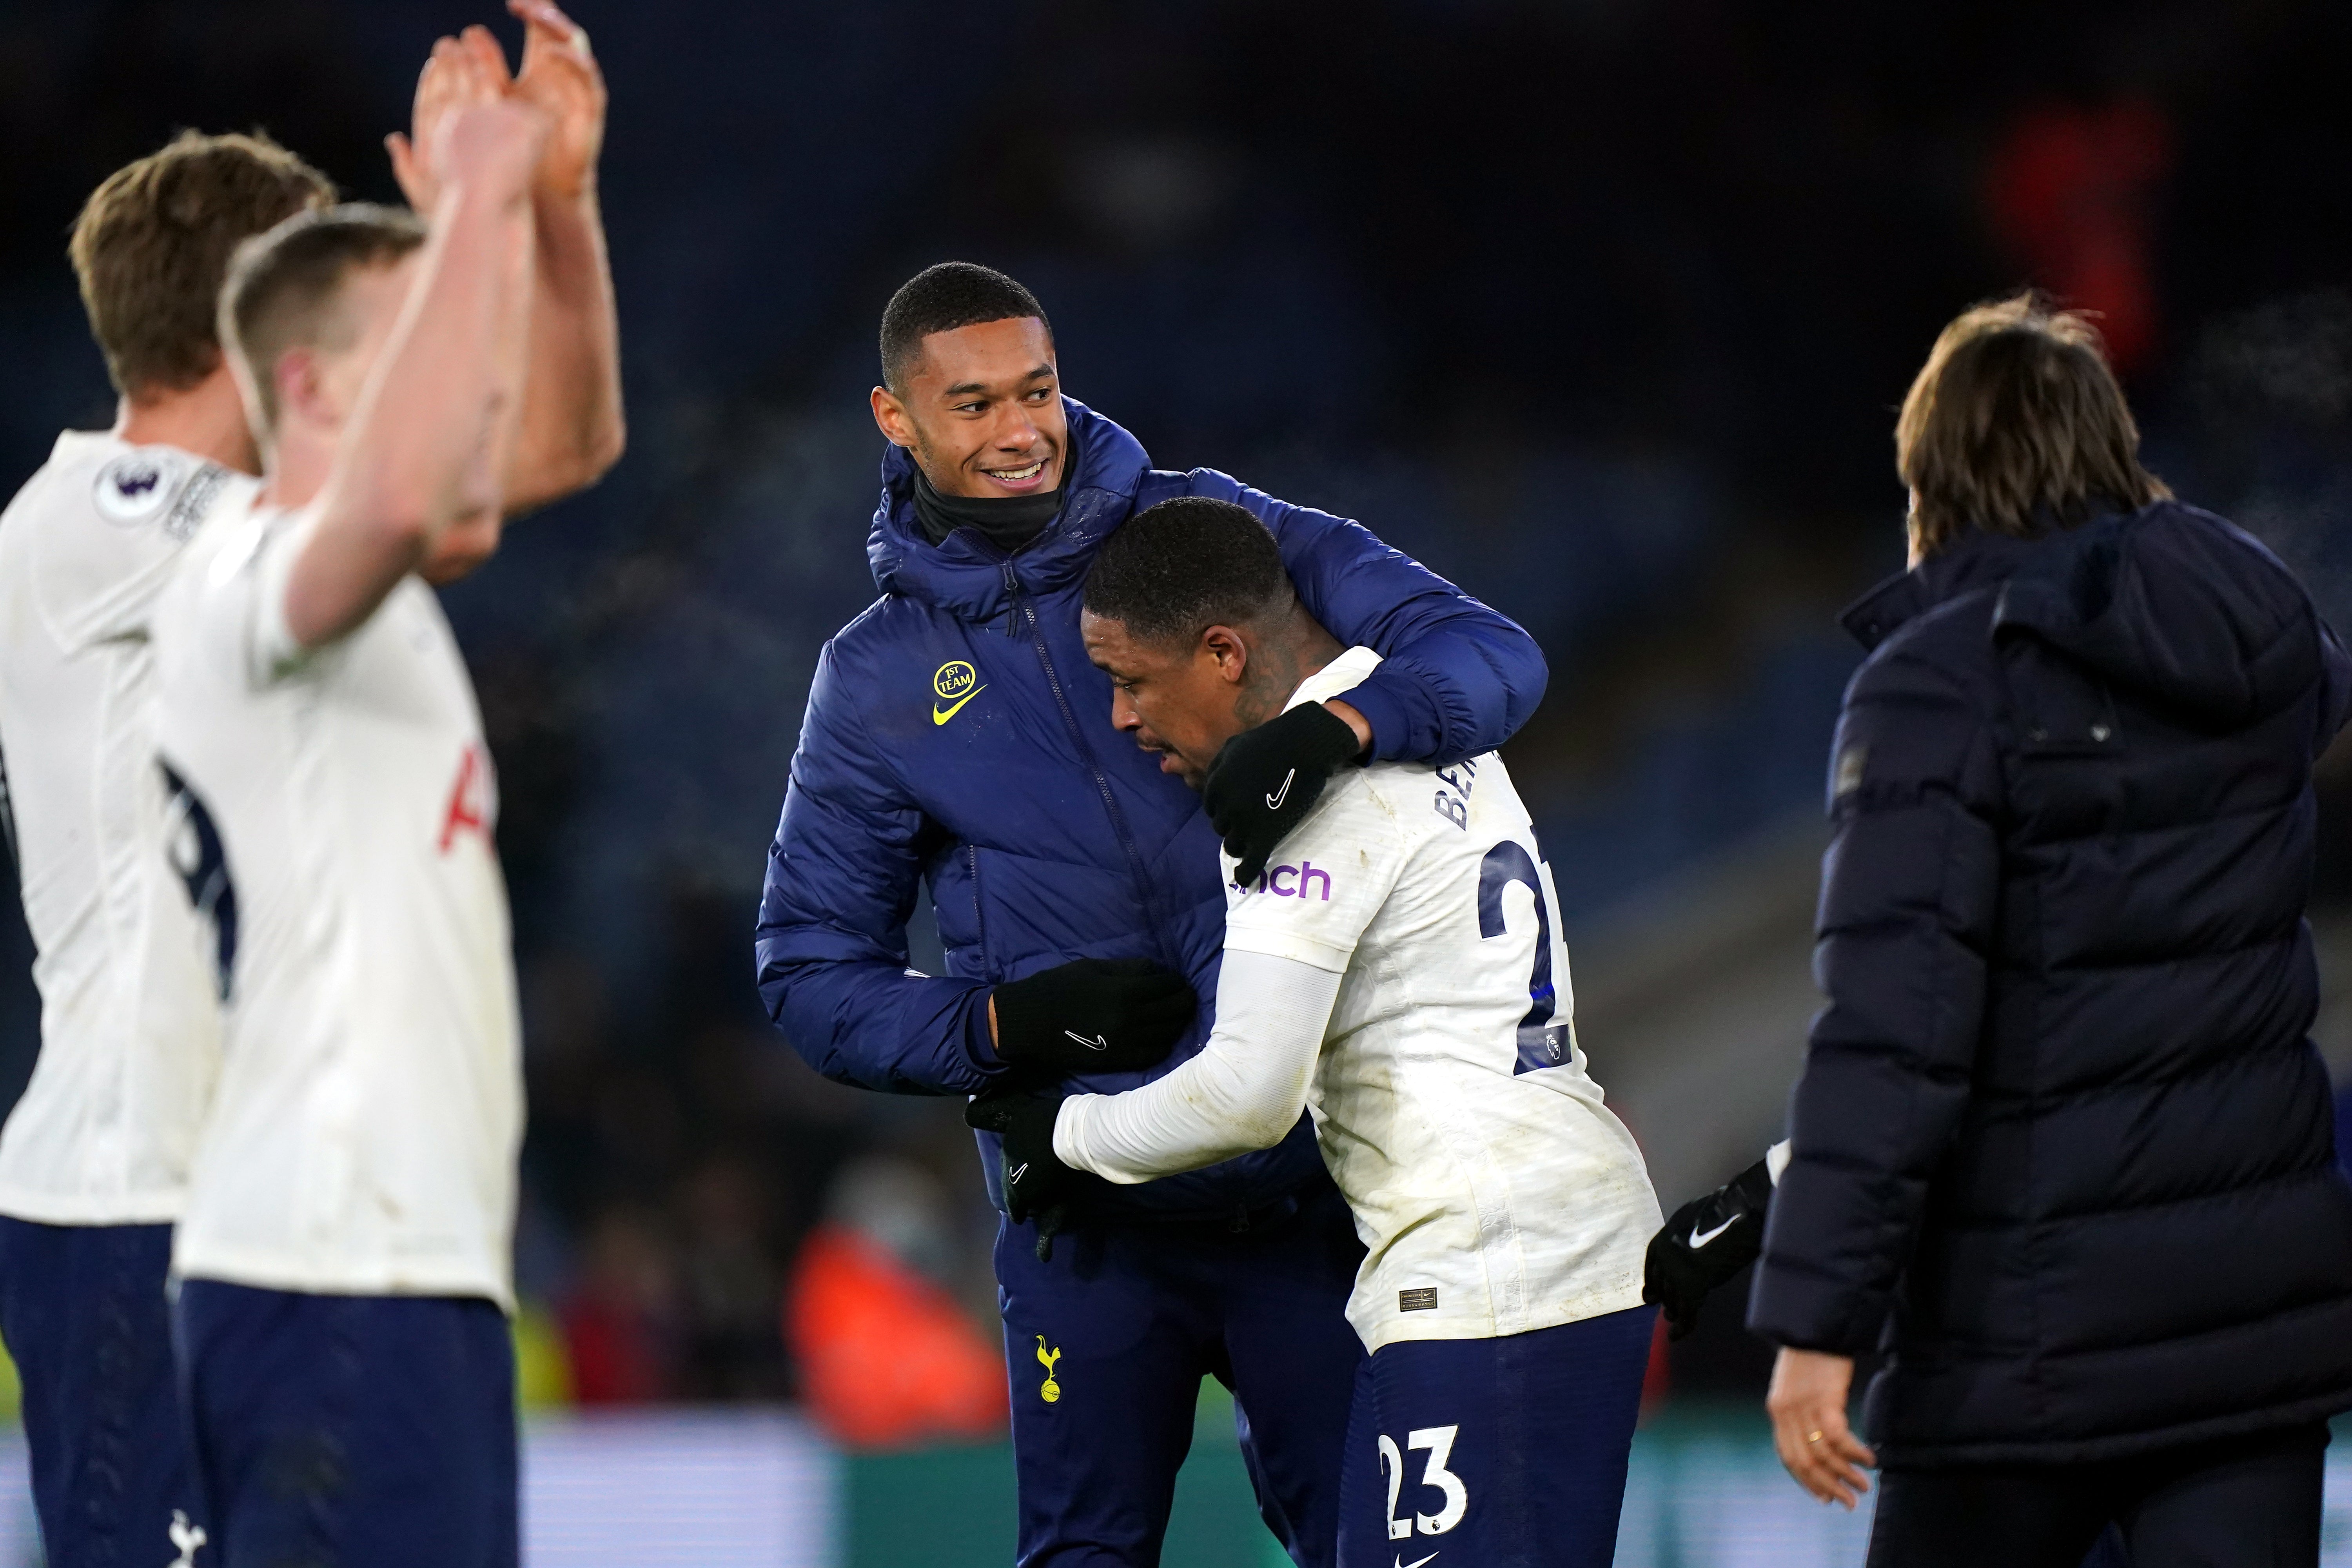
[1067,647,1660,1353]
[152,493,521,1308]
[0,431,249,1223]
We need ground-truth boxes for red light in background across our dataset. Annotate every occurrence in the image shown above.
[1984,100,2174,373]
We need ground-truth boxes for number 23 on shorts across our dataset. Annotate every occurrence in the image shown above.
[1378,1425,1468,1539]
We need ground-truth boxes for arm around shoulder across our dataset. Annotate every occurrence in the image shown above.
[1199,472,1547,761]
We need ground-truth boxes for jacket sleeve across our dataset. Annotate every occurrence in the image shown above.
[754,638,1004,1096]
[2317,619,2352,758]
[1183,470,1548,764]
[1746,641,2003,1356]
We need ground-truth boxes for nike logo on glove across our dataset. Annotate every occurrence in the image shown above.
[1008,1163,1029,1183]
[1266,768,1296,810]
[1690,1215,1739,1249]
[1063,1030,1109,1052]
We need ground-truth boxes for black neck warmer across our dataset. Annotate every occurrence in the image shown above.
[911,467,1063,554]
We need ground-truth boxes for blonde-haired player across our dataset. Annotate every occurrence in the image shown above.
[0,128,331,1568]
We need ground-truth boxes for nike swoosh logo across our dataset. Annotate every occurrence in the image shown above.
[1266,768,1296,810]
[1690,1215,1739,1249]
[1063,1030,1110,1052]
[933,684,987,725]
[1008,1163,1029,1183]
[1398,1553,1440,1568]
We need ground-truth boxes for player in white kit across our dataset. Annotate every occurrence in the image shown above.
[969,496,1664,1567]
[0,131,333,1568]
[149,7,620,1564]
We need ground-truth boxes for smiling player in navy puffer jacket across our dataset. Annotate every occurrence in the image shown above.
[755,265,1545,1568]
[1749,296,2352,1568]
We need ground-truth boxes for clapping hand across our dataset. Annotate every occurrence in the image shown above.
[388,0,604,213]
[506,0,604,204]
[387,27,509,213]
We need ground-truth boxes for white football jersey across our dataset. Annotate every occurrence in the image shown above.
[1220,648,1658,1352]
[0,431,249,1224]
[152,493,522,1308]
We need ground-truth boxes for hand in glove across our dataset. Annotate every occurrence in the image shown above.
[965,1089,1081,1259]
[991,958,1197,1073]
[1644,1156,1774,1341]
[1202,702,1364,886]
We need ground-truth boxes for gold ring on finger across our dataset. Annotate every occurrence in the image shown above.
[1807,1430,1824,1444]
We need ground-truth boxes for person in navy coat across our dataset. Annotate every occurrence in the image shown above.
[756,264,1546,1568]
[1748,295,2352,1567]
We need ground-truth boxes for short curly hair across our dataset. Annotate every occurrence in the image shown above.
[1083,497,1292,647]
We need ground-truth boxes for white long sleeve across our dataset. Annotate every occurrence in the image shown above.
[1053,949,1343,1185]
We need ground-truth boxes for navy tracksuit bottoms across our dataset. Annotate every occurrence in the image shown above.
[996,1177,1368,1568]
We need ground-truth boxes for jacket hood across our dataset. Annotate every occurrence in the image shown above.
[865,396,1153,623]
[1844,503,2327,728]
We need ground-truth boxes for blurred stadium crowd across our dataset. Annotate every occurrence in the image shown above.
[2,0,2351,1440]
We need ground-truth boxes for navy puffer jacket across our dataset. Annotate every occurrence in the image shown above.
[755,400,1546,1221]
[1749,500,2352,1466]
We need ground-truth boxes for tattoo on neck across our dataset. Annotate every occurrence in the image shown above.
[1234,645,1302,731]
[1233,608,1345,733]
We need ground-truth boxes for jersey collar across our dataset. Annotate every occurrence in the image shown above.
[1285,645,1383,711]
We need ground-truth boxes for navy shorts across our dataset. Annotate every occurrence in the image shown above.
[997,1177,1368,1567]
[0,1216,204,1568]
[173,1280,517,1568]
[1336,1305,1656,1568]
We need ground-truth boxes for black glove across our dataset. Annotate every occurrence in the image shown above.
[1644,1156,1774,1341]
[1202,702,1364,886]
[991,958,1197,1074]
[965,1089,1082,1259]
